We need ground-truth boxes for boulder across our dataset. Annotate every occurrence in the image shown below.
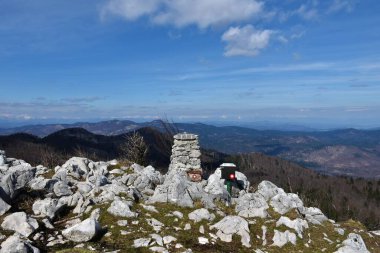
[107,199,137,218]
[76,182,94,194]
[60,157,90,179]
[210,216,251,247]
[256,180,285,201]
[32,197,65,219]
[148,174,194,207]
[1,212,39,237]
[235,171,250,192]
[270,193,304,215]
[95,180,135,203]
[58,192,83,208]
[62,218,101,242]
[188,208,215,223]
[53,181,73,197]
[0,233,40,253]
[0,165,36,201]
[0,195,11,215]
[272,230,297,247]
[235,193,269,218]
[204,168,227,196]
[28,177,57,192]
[300,207,329,225]
[335,233,370,253]
[131,163,144,173]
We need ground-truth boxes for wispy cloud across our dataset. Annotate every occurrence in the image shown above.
[327,0,356,13]
[60,96,106,103]
[161,61,380,82]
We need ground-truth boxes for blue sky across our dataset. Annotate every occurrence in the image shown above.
[0,0,379,128]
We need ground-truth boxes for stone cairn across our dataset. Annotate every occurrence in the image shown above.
[168,132,202,182]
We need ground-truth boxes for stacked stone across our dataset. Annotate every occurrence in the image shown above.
[168,133,202,176]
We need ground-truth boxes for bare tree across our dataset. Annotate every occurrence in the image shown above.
[156,117,179,157]
[121,131,148,165]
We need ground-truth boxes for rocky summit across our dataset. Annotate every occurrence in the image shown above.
[0,147,379,253]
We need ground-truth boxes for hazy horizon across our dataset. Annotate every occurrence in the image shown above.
[1,117,379,131]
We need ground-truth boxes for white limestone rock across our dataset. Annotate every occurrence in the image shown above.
[148,173,194,207]
[199,225,205,234]
[0,164,36,200]
[300,207,329,225]
[150,233,163,246]
[0,195,11,215]
[335,233,370,253]
[261,225,267,246]
[335,228,345,236]
[198,237,209,245]
[1,212,39,237]
[235,192,269,218]
[42,218,54,229]
[62,218,101,242]
[163,235,177,244]
[133,238,151,248]
[53,181,73,197]
[188,208,215,223]
[204,168,226,195]
[270,192,304,215]
[32,197,65,219]
[150,246,169,253]
[210,216,251,247]
[60,157,91,179]
[172,211,184,219]
[131,163,144,173]
[0,233,40,253]
[90,208,101,221]
[184,223,191,230]
[109,169,123,174]
[235,171,250,192]
[272,230,297,247]
[256,180,285,201]
[28,177,57,192]
[76,182,93,194]
[147,218,164,232]
[276,216,309,238]
[107,199,137,218]
[141,204,158,213]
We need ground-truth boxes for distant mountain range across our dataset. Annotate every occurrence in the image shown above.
[1,120,380,178]
[1,127,380,230]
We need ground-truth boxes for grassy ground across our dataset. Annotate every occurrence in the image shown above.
[45,201,380,253]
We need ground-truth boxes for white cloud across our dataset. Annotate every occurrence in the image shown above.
[327,0,356,13]
[101,0,160,21]
[102,0,263,28]
[295,4,319,20]
[221,25,274,57]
